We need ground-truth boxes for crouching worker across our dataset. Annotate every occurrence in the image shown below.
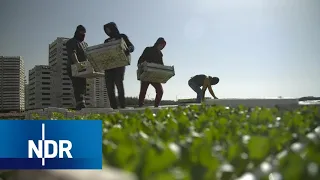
[137,37,166,107]
[188,74,219,103]
[66,25,88,110]
[103,22,134,109]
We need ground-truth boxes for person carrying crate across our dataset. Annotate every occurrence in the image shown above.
[66,25,88,110]
[188,74,219,103]
[137,37,167,107]
[103,22,135,109]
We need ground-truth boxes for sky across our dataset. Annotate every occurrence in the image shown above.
[1,0,319,100]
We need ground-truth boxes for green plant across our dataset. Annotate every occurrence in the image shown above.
[39,105,320,179]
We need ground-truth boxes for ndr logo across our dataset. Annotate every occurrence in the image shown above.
[27,123,73,166]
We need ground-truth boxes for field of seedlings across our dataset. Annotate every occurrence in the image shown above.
[31,105,320,180]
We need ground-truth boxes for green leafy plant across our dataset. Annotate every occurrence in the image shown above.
[35,105,320,179]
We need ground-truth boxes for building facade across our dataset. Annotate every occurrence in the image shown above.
[49,37,74,108]
[0,56,25,112]
[95,77,110,108]
[25,37,110,110]
[47,37,99,109]
[27,65,54,110]
[25,83,29,110]
[85,78,96,107]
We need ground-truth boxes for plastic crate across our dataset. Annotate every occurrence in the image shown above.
[86,39,130,72]
[71,61,104,78]
[137,62,175,83]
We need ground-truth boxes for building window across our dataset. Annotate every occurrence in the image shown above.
[42,98,50,101]
[42,87,50,90]
[42,82,50,85]
[42,93,50,95]
[42,77,50,80]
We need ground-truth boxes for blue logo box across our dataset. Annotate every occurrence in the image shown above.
[0,120,102,169]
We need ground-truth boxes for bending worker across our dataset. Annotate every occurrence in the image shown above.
[188,74,219,103]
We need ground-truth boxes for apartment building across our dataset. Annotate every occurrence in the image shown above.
[24,76,28,110]
[25,84,29,110]
[95,77,110,108]
[85,78,96,107]
[48,37,74,108]
[27,65,54,109]
[48,37,97,109]
[0,56,25,112]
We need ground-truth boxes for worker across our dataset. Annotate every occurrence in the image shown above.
[103,22,134,109]
[66,25,88,110]
[188,74,219,102]
[137,37,166,107]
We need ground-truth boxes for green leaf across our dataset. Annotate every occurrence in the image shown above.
[247,136,270,161]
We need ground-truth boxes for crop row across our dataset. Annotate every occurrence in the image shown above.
[33,105,320,180]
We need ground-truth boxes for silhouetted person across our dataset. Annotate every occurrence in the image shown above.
[137,37,166,107]
[188,74,219,103]
[66,25,88,110]
[103,22,134,109]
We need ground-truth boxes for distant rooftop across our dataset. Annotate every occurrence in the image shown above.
[0,56,23,59]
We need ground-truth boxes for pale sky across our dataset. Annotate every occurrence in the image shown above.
[1,0,319,100]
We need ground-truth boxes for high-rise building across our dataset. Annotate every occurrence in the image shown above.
[85,78,96,107]
[48,37,98,109]
[95,77,110,108]
[24,75,28,110]
[0,56,25,112]
[25,83,29,110]
[49,37,74,108]
[27,65,54,109]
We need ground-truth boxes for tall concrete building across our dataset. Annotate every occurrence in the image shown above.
[95,77,110,108]
[49,37,74,108]
[0,56,25,112]
[25,83,29,110]
[24,76,28,110]
[27,65,54,109]
[85,78,96,107]
[24,37,110,110]
[48,37,97,109]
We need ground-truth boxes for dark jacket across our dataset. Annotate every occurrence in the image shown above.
[190,75,219,86]
[103,22,134,55]
[137,46,164,65]
[65,37,88,77]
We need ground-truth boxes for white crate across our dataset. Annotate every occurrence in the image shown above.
[86,39,130,72]
[71,61,104,78]
[137,62,175,83]
[204,98,299,108]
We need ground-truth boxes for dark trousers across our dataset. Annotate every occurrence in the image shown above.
[188,79,202,103]
[67,63,86,109]
[70,76,87,108]
[138,81,163,107]
[105,67,125,109]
